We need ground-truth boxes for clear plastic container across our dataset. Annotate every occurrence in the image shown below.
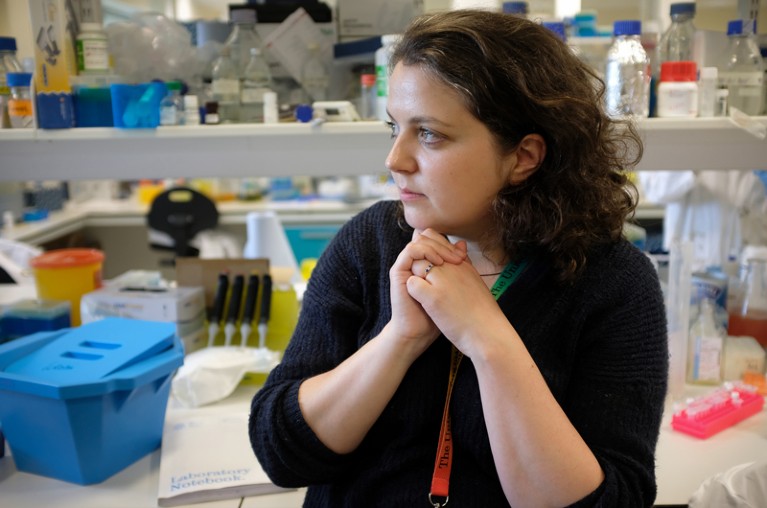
[659,2,697,63]
[605,20,651,118]
[718,19,764,116]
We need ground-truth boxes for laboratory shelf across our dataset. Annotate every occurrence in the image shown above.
[1,117,766,181]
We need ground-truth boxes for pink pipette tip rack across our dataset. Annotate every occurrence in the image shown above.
[671,382,765,439]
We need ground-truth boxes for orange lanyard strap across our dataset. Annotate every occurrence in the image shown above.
[428,259,528,507]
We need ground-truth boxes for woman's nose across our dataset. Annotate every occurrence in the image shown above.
[385,135,417,174]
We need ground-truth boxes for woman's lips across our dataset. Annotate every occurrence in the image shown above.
[399,188,424,201]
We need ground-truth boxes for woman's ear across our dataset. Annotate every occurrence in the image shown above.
[508,133,546,184]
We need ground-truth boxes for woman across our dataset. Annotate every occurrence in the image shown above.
[250,10,667,507]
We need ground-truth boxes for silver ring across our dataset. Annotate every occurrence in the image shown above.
[424,263,434,275]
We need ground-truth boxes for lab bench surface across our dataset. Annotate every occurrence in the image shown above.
[0,286,765,507]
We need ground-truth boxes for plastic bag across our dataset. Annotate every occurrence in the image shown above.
[689,461,767,508]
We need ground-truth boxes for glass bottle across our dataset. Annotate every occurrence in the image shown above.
[728,258,767,348]
[718,19,764,116]
[0,36,23,129]
[211,46,241,124]
[605,20,651,119]
[301,42,329,102]
[687,298,726,385]
[224,7,263,77]
[240,47,273,124]
[160,80,184,126]
[6,72,33,128]
[659,2,697,63]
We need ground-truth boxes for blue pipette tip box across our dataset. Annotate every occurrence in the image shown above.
[0,299,71,344]
[0,317,184,484]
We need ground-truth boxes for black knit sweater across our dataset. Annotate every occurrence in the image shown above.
[249,200,668,507]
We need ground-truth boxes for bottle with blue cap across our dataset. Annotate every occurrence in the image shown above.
[0,36,23,129]
[605,20,651,119]
[659,2,697,63]
[718,19,764,116]
[502,2,528,18]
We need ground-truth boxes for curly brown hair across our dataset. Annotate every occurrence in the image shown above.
[390,10,641,282]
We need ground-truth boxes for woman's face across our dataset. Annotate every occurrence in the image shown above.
[385,62,518,241]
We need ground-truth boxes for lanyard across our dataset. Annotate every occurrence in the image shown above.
[428,259,528,507]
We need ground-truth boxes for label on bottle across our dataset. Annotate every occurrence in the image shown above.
[212,79,240,102]
[719,71,764,87]
[694,336,723,381]
[241,87,268,103]
[76,38,109,72]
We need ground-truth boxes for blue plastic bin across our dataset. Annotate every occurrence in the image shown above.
[0,317,184,484]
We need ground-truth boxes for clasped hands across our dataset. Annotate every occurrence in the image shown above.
[389,229,504,356]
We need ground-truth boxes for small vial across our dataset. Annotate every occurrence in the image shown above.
[698,67,718,117]
[6,72,33,128]
[184,95,201,125]
[204,101,220,125]
[359,73,377,120]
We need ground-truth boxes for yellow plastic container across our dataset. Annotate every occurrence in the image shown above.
[30,249,105,326]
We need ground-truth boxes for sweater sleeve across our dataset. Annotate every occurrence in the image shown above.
[248,202,398,487]
[563,245,669,507]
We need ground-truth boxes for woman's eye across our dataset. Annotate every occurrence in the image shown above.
[385,121,397,139]
[419,128,441,144]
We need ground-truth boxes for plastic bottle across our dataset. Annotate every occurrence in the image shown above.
[0,36,23,129]
[160,80,184,126]
[76,22,110,75]
[301,42,329,102]
[241,47,273,123]
[184,95,201,126]
[605,20,651,119]
[375,34,402,121]
[698,67,718,117]
[657,61,698,118]
[718,19,764,116]
[728,257,767,348]
[542,21,566,42]
[359,73,377,120]
[659,2,697,63]
[211,46,241,123]
[263,91,279,124]
[687,298,726,385]
[6,72,33,128]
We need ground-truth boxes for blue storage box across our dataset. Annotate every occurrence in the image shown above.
[0,317,184,484]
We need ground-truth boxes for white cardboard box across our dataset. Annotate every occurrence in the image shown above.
[337,0,423,38]
[81,286,205,324]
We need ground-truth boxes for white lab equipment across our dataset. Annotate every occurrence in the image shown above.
[243,211,301,285]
